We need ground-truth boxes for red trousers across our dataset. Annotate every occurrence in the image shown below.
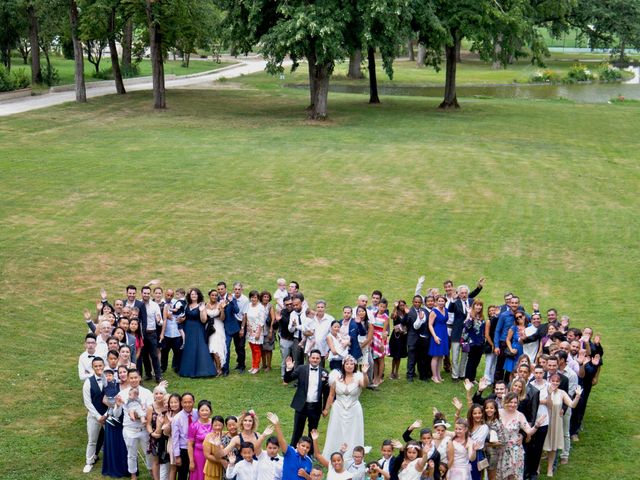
[250,343,262,369]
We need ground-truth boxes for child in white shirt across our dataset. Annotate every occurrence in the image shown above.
[226,442,258,480]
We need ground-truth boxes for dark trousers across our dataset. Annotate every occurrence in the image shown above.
[570,384,592,435]
[407,337,430,380]
[525,425,548,478]
[224,328,246,373]
[291,338,304,367]
[161,335,183,372]
[494,341,507,381]
[291,402,321,454]
[464,345,484,382]
[177,447,190,480]
[142,331,162,380]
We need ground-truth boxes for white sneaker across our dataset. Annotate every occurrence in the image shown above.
[83,464,93,473]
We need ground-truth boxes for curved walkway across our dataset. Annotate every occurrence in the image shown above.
[0,56,269,117]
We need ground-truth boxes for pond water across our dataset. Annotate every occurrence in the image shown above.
[286,67,640,103]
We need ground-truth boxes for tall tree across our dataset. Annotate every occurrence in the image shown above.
[146,0,165,108]
[69,0,86,101]
[573,0,640,63]
[26,1,43,83]
[0,0,25,70]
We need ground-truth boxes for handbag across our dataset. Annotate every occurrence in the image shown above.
[477,450,489,470]
[461,340,471,353]
[504,347,517,358]
[206,318,216,337]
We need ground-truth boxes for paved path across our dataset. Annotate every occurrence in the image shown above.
[0,56,268,117]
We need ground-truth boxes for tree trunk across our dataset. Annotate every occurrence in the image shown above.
[2,50,10,70]
[307,49,317,110]
[416,44,426,67]
[309,62,331,120]
[619,40,626,64]
[146,0,165,109]
[184,52,190,68]
[492,35,502,70]
[455,40,461,63]
[407,39,415,61]
[41,43,51,83]
[69,1,86,102]
[19,40,30,64]
[108,7,126,94]
[121,19,133,72]
[27,4,42,84]
[439,39,459,109]
[347,50,363,79]
[367,46,379,104]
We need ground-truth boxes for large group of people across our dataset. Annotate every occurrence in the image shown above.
[79,275,603,479]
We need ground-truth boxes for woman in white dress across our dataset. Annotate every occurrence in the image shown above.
[321,355,369,462]
[206,289,227,376]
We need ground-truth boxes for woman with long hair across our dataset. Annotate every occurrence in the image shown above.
[355,306,374,376]
[179,289,216,378]
[429,295,450,383]
[220,411,273,457]
[260,291,277,371]
[389,300,409,380]
[165,393,182,480]
[466,404,489,480]
[128,317,144,372]
[498,392,545,480]
[463,300,486,382]
[447,418,477,480]
[504,313,526,382]
[543,374,582,477]
[483,399,504,480]
[245,290,266,374]
[206,289,226,376]
[147,385,169,480]
[326,320,350,371]
[321,355,369,463]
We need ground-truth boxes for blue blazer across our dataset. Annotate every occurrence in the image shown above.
[219,294,240,335]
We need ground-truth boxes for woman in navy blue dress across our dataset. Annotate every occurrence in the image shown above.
[178,288,217,378]
[428,295,449,383]
[102,365,129,477]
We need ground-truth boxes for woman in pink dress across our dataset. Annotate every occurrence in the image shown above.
[188,400,214,480]
[371,299,389,387]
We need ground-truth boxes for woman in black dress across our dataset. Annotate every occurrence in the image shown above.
[389,300,409,379]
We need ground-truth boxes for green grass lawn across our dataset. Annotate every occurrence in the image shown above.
[0,85,638,479]
[234,51,633,92]
[9,55,235,87]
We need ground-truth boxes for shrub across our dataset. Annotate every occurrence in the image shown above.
[598,63,623,82]
[0,65,16,92]
[43,64,60,86]
[564,64,595,83]
[530,69,560,83]
[121,62,140,78]
[12,68,30,89]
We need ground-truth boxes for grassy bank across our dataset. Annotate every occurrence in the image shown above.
[0,86,638,479]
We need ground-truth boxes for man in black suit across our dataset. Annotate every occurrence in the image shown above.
[283,349,328,452]
[403,295,430,382]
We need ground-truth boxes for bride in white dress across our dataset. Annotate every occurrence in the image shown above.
[322,355,369,462]
[206,290,227,376]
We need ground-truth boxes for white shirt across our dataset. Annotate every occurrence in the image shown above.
[82,375,106,420]
[78,351,96,381]
[530,380,550,426]
[95,336,109,359]
[559,366,579,397]
[256,451,283,480]
[288,310,306,340]
[235,294,250,322]
[116,385,153,428]
[306,366,321,403]
[274,288,288,311]
[378,456,393,473]
[346,460,366,480]
[227,458,258,480]
[144,301,162,331]
[314,315,335,356]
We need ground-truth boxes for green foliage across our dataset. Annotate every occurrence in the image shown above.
[598,63,623,82]
[0,64,31,90]
[565,63,595,82]
[530,68,561,83]
[42,62,60,85]
[120,61,140,78]
[11,67,30,88]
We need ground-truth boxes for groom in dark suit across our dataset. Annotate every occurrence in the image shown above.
[283,349,328,453]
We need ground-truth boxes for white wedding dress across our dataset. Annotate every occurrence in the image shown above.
[322,372,365,463]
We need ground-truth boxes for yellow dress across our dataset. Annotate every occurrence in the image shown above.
[203,434,224,480]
